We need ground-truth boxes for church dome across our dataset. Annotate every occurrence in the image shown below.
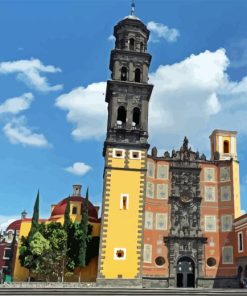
[50,195,99,222]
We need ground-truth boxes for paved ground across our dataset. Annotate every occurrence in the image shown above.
[0,288,247,296]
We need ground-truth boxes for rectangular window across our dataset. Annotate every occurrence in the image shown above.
[221,215,232,232]
[220,167,230,182]
[130,150,141,160]
[221,185,231,201]
[145,211,153,229]
[204,186,216,202]
[113,148,125,158]
[143,244,152,263]
[155,213,168,230]
[3,248,11,259]
[204,168,215,182]
[146,182,154,198]
[147,161,155,178]
[157,165,169,179]
[222,246,233,264]
[157,184,168,199]
[120,194,129,210]
[238,232,243,253]
[204,216,216,232]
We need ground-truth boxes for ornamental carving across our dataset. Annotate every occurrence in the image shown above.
[164,137,207,279]
[163,137,207,162]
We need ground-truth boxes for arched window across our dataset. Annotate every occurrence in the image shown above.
[72,207,77,215]
[223,140,230,153]
[129,38,135,50]
[140,42,144,52]
[121,67,127,81]
[135,68,141,83]
[132,107,140,127]
[117,106,127,124]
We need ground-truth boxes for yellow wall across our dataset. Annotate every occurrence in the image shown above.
[98,147,146,279]
[13,221,31,281]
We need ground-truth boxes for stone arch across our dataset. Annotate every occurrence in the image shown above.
[132,107,141,128]
[117,106,127,124]
[121,66,128,81]
[135,68,141,82]
[223,140,230,153]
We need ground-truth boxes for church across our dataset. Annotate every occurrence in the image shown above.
[2,3,247,289]
[96,3,246,289]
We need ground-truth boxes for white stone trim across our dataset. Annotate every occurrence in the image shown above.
[219,136,223,154]
[113,248,126,260]
[3,247,11,260]
[237,231,244,253]
[231,136,235,154]
[129,150,141,160]
[112,148,125,159]
[120,194,129,210]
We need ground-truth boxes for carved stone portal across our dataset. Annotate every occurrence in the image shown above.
[164,137,207,287]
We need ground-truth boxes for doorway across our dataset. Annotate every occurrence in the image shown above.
[176,257,195,288]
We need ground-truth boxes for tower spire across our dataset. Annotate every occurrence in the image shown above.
[131,0,135,16]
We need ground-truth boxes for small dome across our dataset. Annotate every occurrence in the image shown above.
[50,195,99,222]
[6,219,22,232]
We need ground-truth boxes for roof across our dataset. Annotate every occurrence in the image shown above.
[234,213,247,223]
[6,218,47,231]
[50,195,99,222]
[6,219,22,232]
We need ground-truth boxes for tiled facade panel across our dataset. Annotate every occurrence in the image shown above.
[144,160,169,277]
[144,157,237,278]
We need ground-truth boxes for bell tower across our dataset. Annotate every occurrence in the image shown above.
[97,3,153,284]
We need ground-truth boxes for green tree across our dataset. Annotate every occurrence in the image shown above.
[28,191,40,241]
[64,197,71,232]
[41,222,67,281]
[29,231,51,281]
[19,191,40,281]
[78,187,89,268]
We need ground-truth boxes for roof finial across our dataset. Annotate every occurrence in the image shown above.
[131,0,135,16]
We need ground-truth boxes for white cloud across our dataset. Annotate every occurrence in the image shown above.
[147,21,180,43]
[108,35,115,42]
[65,162,92,176]
[3,116,50,147]
[0,58,63,92]
[148,48,247,152]
[0,92,33,115]
[0,215,19,232]
[55,82,107,140]
[55,48,247,157]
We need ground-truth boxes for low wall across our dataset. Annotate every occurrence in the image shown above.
[0,282,96,288]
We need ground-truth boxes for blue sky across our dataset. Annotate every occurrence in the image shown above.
[1,0,247,228]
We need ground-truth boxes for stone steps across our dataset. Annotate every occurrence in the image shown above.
[0,288,247,296]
